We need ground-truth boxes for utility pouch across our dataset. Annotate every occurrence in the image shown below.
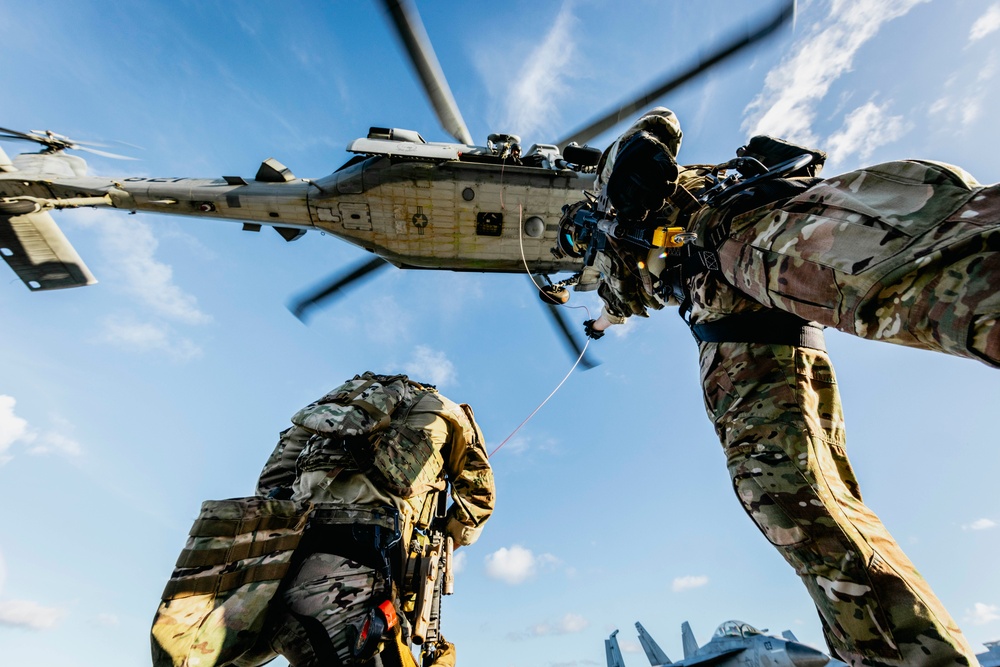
[151,497,310,667]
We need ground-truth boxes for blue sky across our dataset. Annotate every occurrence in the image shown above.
[1,1,999,666]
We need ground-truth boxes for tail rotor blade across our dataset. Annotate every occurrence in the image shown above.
[556,0,796,150]
[379,0,474,145]
[289,256,391,322]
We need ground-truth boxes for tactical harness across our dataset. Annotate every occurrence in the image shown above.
[663,176,828,351]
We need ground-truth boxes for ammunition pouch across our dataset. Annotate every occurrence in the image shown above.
[151,497,311,667]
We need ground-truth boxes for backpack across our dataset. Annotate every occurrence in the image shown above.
[291,372,445,499]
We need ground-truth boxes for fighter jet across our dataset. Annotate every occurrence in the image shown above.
[606,620,845,667]
[978,640,1000,667]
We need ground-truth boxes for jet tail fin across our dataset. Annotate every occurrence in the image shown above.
[635,622,672,665]
[606,630,627,667]
[782,630,800,642]
[0,205,97,290]
[681,622,699,660]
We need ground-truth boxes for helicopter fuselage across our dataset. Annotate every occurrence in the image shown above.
[0,130,594,276]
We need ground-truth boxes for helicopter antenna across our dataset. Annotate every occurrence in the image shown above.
[555,0,796,150]
[380,0,474,145]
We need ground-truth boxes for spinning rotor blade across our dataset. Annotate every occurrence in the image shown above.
[556,0,796,150]
[379,0,474,145]
[0,126,136,159]
[532,278,599,370]
[289,256,391,322]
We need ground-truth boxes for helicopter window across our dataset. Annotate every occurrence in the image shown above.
[475,212,503,236]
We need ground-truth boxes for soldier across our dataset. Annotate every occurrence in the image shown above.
[152,372,495,667]
[580,108,998,667]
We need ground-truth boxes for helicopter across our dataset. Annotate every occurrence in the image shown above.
[0,0,794,365]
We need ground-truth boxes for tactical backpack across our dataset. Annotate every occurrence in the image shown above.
[290,372,446,499]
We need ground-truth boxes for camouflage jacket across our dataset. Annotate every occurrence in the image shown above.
[256,375,495,547]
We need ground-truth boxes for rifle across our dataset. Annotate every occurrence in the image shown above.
[405,491,453,666]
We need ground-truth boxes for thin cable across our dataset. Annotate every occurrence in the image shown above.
[488,200,594,459]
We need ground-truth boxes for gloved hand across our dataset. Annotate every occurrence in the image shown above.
[583,320,605,340]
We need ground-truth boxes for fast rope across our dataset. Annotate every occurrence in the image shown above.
[487,163,592,458]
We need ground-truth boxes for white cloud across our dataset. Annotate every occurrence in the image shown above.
[966,602,1000,625]
[0,396,82,462]
[672,575,709,592]
[100,315,203,362]
[963,518,997,531]
[743,0,928,144]
[495,2,580,139]
[929,57,997,130]
[825,101,909,166]
[0,599,66,630]
[0,395,29,460]
[403,346,457,387]
[25,432,82,458]
[970,4,1000,42]
[529,613,590,637]
[74,211,210,325]
[619,639,643,654]
[0,549,66,630]
[508,613,590,641]
[485,545,559,585]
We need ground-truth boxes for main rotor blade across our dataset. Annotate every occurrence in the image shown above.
[0,126,40,143]
[379,0,474,145]
[532,279,599,370]
[556,0,796,150]
[77,145,138,160]
[289,256,391,322]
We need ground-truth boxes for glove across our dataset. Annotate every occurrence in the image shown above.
[583,320,605,340]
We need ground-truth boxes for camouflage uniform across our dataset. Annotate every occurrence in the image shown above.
[590,110,995,666]
[254,375,496,667]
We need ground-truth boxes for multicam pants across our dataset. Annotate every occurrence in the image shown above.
[687,250,978,664]
[717,160,1000,367]
[698,338,975,666]
[265,552,380,667]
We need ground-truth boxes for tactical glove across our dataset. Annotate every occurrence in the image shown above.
[583,320,605,340]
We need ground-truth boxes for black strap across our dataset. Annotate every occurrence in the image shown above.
[690,309,826,351]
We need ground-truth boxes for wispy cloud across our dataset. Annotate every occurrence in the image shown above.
[491,1,580,139]
[485,545,560,585]
[962,518,997,531]
[509,613,590,640]
[672,575,709,592]
[825,100,910,167]
[619,639,643,654]
[0,395,29,463]
[743,0,928,144]
[0,395,83,463]
[928,56,997,131]
[99,315,203,362]
[403,345,457,387]
[970,4,1000,42]
[0,548,66,630]
[966,602,1000,625]
[89,215,211,325]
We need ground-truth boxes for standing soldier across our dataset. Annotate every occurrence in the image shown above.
[152,372,495,667]
[579,108,998,666]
